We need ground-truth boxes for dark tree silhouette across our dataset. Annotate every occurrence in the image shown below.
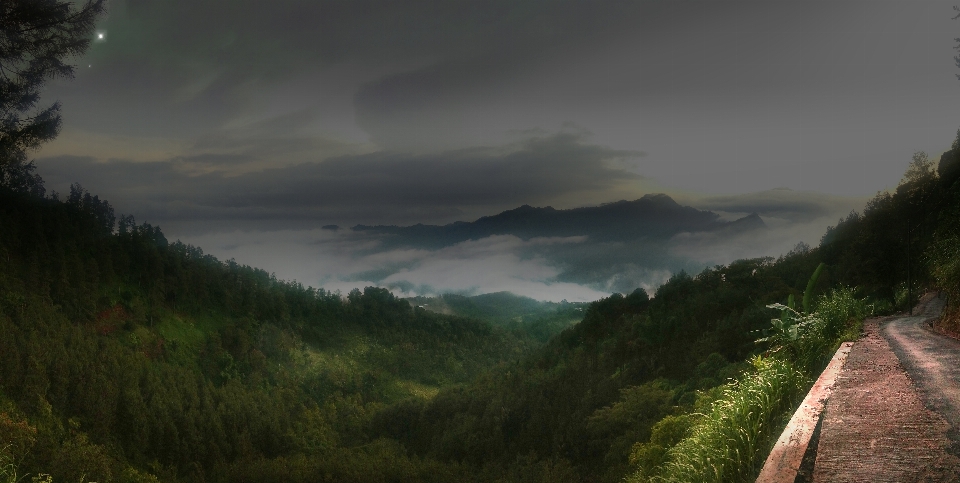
[0,0,105,193]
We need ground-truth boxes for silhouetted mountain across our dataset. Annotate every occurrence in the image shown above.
[717,212,767,235]
[353,194,763,250]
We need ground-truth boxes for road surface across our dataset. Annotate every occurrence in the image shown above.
[812,294,960,482]
[883,295,960,454]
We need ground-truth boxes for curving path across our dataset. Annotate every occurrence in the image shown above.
[811,294,960,482]
[883,295,960,454]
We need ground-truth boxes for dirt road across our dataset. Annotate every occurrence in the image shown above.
[883,295,960,454]
[812,294,960,482]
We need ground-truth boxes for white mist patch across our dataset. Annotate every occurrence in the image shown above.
[170,229,606,302]
[597,265,674,296]
[374,235,605,302]
[669,189,869,267]
[168,188,867,302]
[668,213,844,267]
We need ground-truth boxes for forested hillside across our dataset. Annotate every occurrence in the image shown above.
[2,136,960,482]
[0,184,547,482]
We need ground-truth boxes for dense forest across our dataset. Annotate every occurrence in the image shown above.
[0,178,576,481]
[1,133,958,482]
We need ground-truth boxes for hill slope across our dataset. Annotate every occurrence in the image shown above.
[0,187,545,482]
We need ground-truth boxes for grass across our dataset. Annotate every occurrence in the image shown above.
[630,287,874,482]
[0,451,15,483]
[630,357,806,483]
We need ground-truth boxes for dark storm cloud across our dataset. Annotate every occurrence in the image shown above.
[87,1,649,108]
[54,0,960,195]
[32,0,960,301]
[36,133,642,225]
[114,0,651,68]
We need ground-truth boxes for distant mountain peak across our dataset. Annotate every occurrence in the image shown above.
[640,193,679,204]
[349,194,757,249]
[600,193,680,208]
[725,212,767,231]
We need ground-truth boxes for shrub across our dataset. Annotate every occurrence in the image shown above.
[760,287,871,374]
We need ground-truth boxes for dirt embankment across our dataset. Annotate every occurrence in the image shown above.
[932,302,960,341]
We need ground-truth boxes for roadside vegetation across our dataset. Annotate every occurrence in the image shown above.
[628,286,874,483]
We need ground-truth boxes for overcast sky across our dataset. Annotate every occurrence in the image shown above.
[30,0,960,300]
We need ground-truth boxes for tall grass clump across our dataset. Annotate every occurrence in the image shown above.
[0,451,15,483]
[633,357,806,483]
[629,286,874,482]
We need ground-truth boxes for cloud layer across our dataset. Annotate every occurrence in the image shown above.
[39,0,960,199]
[22,0,953,301]
[36,133,642,227]
[164,190,866,302]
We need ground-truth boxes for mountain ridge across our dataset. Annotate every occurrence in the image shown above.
[352,193,765,250]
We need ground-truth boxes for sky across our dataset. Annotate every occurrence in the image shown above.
[30,0,960,301]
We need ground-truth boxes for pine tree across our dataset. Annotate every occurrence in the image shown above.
[0,0,105,193]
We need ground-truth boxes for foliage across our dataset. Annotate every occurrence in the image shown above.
[939,131,960,189]
[406,292,585,343]
[371,257,824,482]
[802,262,825,313]
[927,182,960,329]
[0,0,106,193]
[818,146,947,302]
[760,287,872,373]
[630,275,873,482]
[900,151,936,188]
[0,187,545,481]
[631,357,806,483]
[627,414,694,480]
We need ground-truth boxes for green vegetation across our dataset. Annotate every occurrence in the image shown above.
[628,287,874,483]
[406,292,586,342]
[2,133,957,481]
[0,184,550,481]
[928,139,960,332]
[619,135,960,482]
[632,357,806,483]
